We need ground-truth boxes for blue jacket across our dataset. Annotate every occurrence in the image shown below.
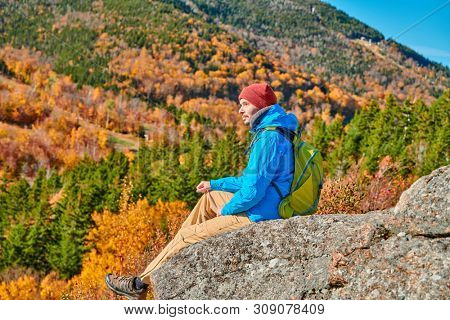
[210,103,298,222]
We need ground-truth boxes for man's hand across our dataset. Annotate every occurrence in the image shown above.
[196,181,211,193]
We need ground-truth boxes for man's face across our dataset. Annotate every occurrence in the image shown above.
[239,99,260,125]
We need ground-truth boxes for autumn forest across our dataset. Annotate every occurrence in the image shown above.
[0,0,448,299]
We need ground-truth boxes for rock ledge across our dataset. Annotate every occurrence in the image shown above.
[151,166,449,299]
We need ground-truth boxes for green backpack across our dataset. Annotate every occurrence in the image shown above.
[247,125,324,218]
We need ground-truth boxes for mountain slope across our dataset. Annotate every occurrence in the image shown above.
[0,0,448,299]
[170,0,449,103]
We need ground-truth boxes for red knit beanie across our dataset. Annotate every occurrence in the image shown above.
[238,83,277,109]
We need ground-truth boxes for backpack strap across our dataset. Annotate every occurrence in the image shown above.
[244,126,299,200]
[270,180,283,198]
[244,126,299,155]
[273,127,296,142]
[270,127,295,199]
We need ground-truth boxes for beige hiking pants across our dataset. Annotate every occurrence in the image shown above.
[139,190,253,284]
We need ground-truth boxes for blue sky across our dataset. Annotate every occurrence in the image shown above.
[323,0,450,68]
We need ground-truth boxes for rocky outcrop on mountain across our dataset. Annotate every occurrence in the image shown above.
[150,166,449,299]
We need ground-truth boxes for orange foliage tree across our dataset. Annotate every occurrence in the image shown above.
[68,177,190,299]
[317,156,414,215]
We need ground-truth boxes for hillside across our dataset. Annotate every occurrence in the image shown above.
[0,0,372,178]
[1,0,448,181]
[0,0,448,299]
[171,0,449,103]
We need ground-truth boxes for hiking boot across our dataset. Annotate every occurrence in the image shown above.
[105,274,148,300]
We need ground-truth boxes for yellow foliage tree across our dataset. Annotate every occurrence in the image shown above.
[68,180,190,299]
[0,276,38,300]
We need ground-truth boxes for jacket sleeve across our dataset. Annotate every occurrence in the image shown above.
[210,176,243,193]
[221,131,283,215]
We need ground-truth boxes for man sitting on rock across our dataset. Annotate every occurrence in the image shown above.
[105,83,298,299]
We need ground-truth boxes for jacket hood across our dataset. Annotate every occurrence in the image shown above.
[249,103,298,133]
